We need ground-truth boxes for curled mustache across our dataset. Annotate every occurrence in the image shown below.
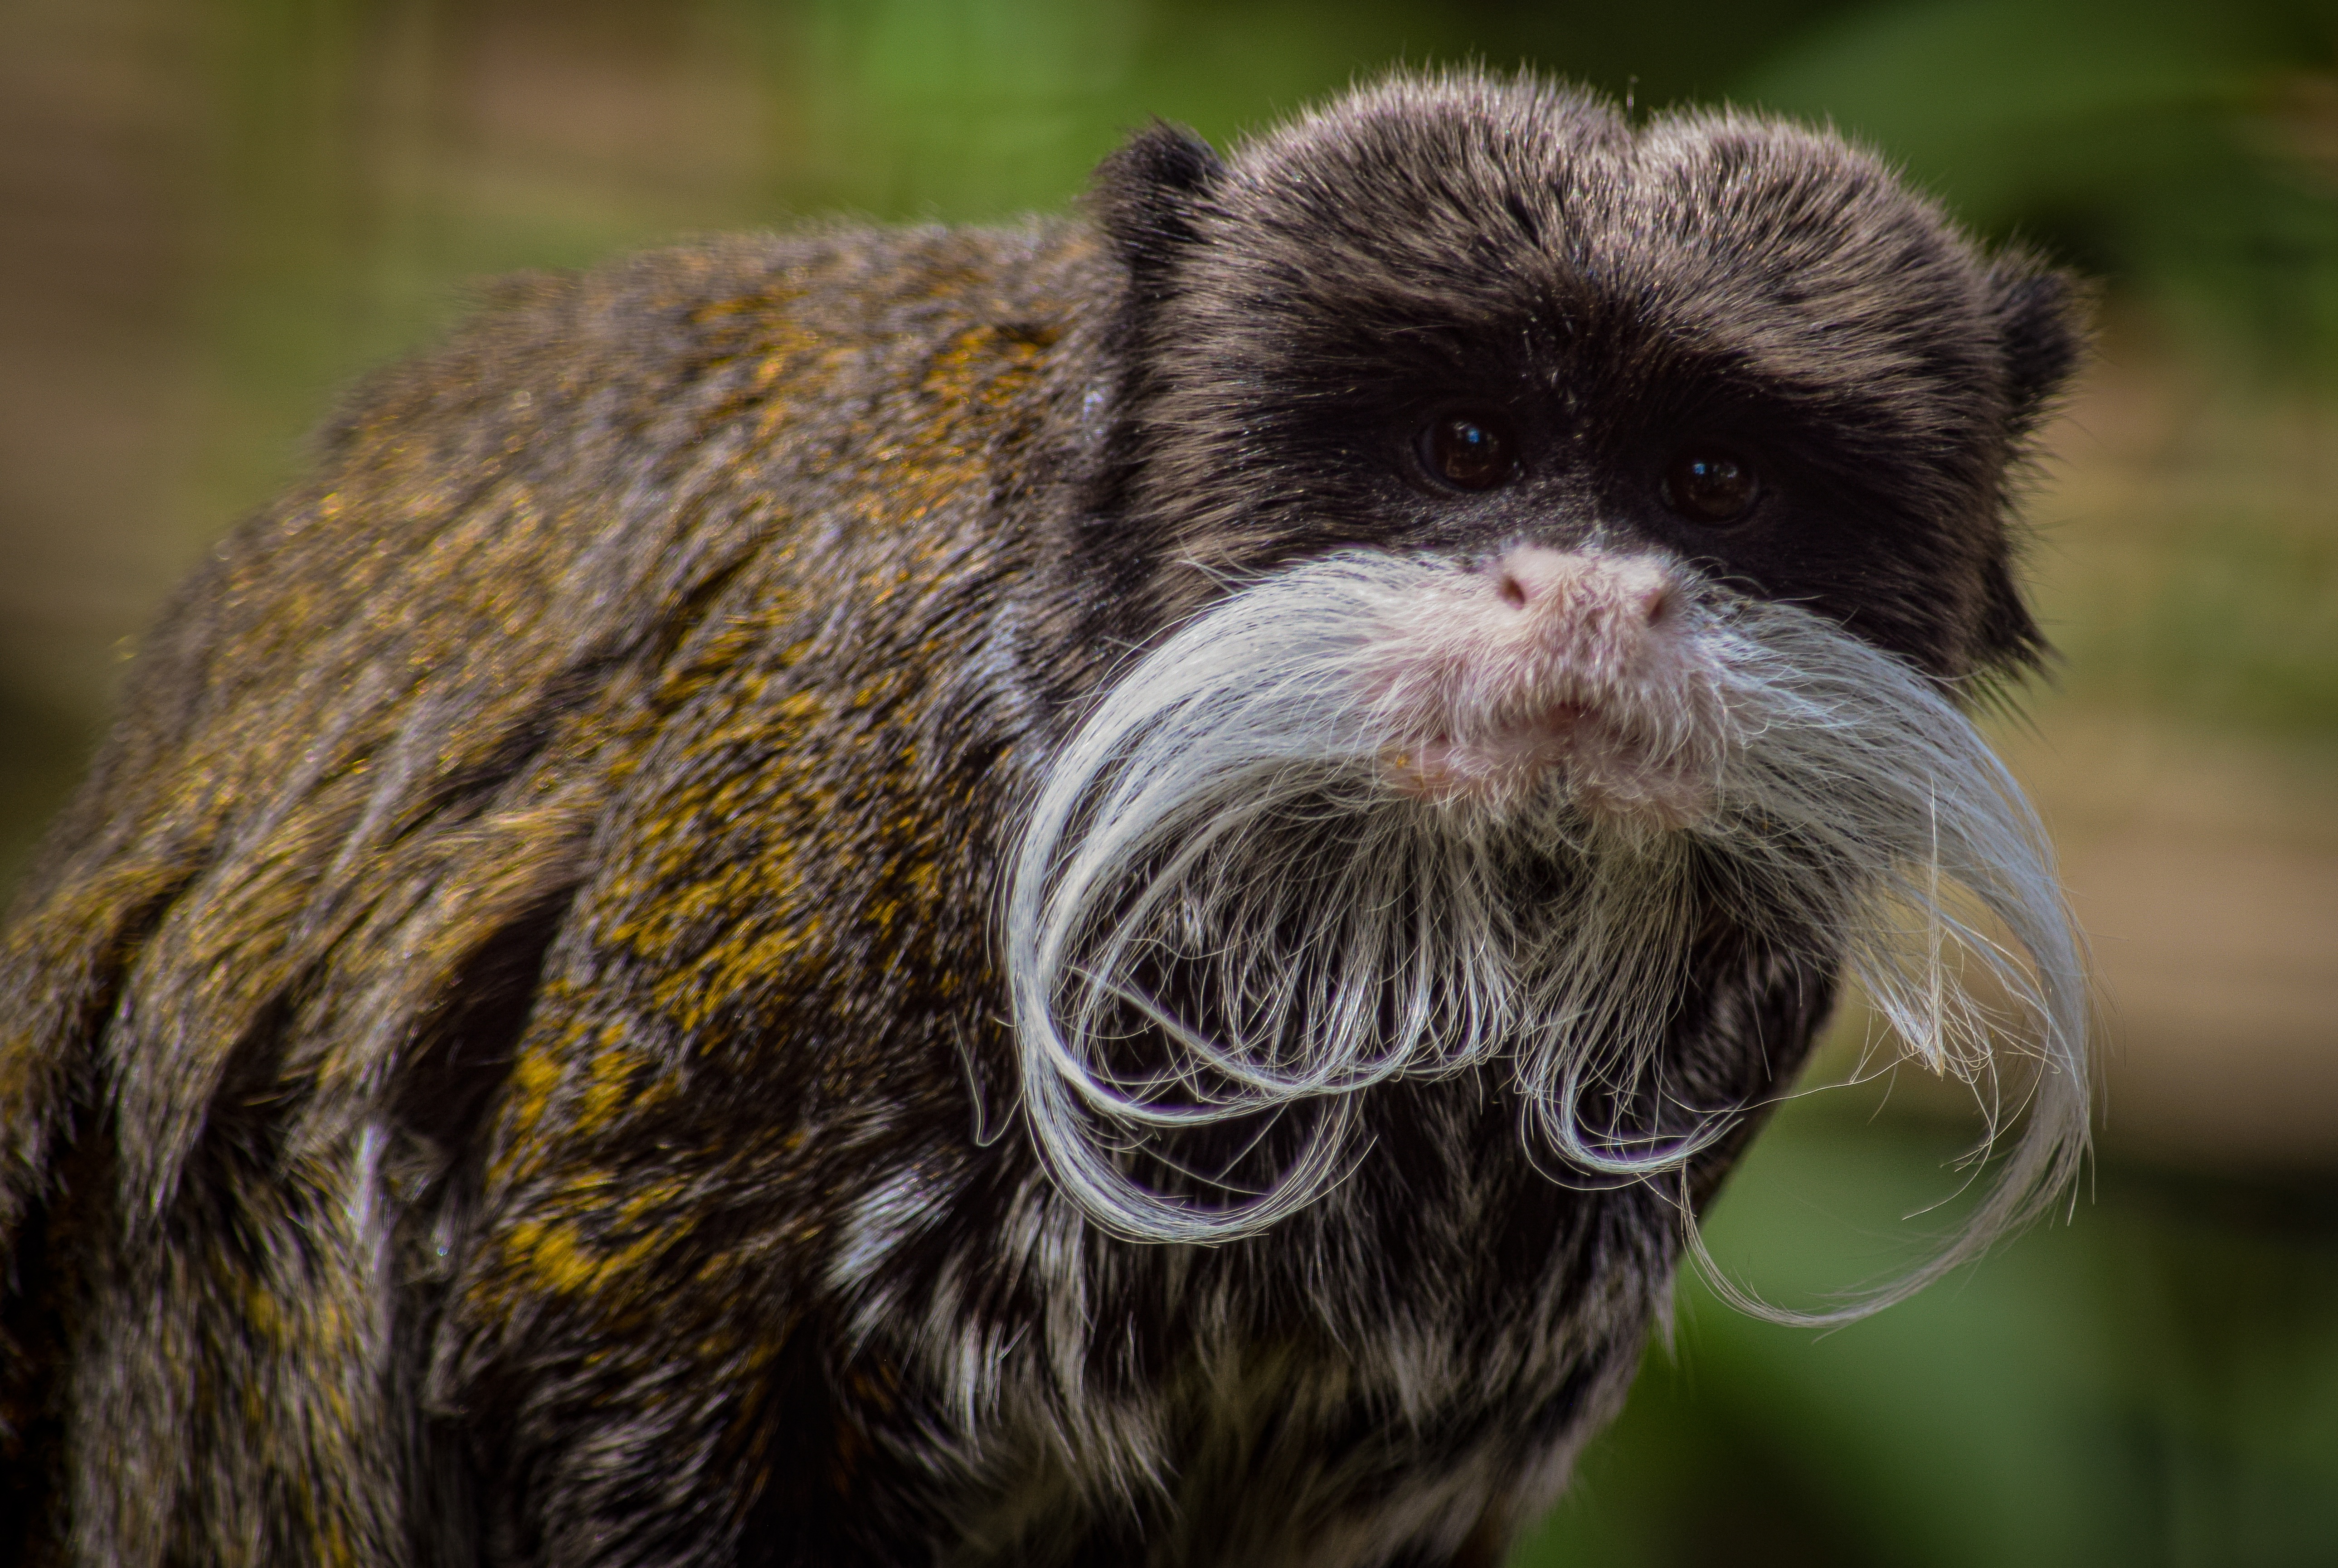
[1006,551,2086,1318]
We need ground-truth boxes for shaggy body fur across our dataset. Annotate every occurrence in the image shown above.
[0,73,2085,1566]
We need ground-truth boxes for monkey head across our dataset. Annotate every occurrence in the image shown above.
[1012,73,2090,1274]
[1088,75,2080,675]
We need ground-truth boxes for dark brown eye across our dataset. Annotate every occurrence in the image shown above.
[1419,412,1517,491]
[1664,448,1760,524]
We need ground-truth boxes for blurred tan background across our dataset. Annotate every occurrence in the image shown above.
[2,0,2333,1562]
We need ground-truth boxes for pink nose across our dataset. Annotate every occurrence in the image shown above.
[1491,546,1677,627]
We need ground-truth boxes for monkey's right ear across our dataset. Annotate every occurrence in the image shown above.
[1092,120,1227,299]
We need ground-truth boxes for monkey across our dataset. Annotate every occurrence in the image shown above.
[0,67,2090,1568]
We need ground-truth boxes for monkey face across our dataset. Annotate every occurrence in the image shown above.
[1099,72,2083,690]
[1021,74,2090,1244]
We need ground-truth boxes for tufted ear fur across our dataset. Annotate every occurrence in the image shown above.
[1967,255,2091,678]
[1090,120,1225,310]
[1989,256,2092,442]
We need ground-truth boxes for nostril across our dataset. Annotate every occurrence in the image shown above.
[1497,572,1530,610]
[1639,583,1676,626]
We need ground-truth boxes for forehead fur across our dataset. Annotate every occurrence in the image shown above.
[1082,67,2085,684]
[1177,71,2007,433]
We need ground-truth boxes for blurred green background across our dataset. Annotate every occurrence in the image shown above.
[2,0,2333,1561]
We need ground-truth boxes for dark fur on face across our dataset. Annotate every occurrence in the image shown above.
[0,69,2085,1568]
[1083,75,2080,683]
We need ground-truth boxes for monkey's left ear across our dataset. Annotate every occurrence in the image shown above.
[1091,120,1227,304]
[1988,257,2093,439]
[1968,257,2091,678]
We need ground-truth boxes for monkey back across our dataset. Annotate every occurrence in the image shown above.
[0,223,1119,1562]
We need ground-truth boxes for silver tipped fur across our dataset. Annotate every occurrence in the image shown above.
[1008,550,2087,1309]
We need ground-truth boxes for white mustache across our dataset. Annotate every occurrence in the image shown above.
[1005,549,2086,1318]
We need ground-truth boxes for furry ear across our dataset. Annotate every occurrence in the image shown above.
[1090,120,1225,302]
[1964,255,2090,679]
[1988,257,2092,440]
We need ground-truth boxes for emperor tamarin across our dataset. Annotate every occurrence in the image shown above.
[0,68,2091,1567]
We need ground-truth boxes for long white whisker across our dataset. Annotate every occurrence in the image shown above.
[1004,551,2088,1308]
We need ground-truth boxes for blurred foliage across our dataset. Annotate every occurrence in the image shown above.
[2062,495,2338,738]
[3,0,2335,1562]
[2030,352,2338,739]
[1745,0,2338,364]
[1514,1103,2338,1565]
